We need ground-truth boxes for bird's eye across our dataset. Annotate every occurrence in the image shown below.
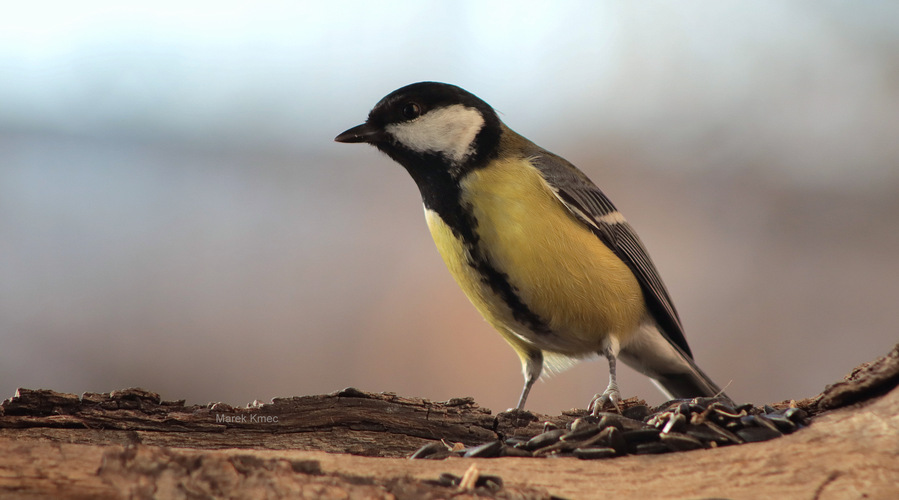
[402,102,421,119]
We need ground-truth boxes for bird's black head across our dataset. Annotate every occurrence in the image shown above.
[335,82,502,180]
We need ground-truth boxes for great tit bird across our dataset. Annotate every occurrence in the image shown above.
[335,82,726,413]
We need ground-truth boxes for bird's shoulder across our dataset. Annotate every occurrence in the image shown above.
[496,126,620,222]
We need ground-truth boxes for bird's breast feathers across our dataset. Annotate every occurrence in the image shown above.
[424,156,647,354]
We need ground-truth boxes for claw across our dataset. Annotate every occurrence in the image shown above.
[589,343,622,415]
[588,386,621,415]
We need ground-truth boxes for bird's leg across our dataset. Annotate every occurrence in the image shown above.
[588,345,621,415]
[515,351,543,410]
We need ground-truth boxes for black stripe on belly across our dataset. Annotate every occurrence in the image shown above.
[459,204,552,336]
[402,156,551,337]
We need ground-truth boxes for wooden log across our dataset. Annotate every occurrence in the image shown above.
[1,344,897,499]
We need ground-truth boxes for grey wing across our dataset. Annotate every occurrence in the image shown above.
[530,151,693,359]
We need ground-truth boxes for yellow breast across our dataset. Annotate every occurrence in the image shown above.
[425,157,646,356]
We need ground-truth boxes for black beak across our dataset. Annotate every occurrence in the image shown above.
[335,123,385,144]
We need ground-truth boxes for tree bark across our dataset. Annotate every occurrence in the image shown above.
[2,344,898,499]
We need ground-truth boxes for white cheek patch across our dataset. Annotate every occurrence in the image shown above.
[386,104,485,164]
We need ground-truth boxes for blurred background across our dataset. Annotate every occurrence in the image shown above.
[2,1,898,415]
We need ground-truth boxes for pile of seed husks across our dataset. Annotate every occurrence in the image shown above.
[411,397,810,460]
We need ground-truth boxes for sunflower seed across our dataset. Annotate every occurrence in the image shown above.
[736,426,782,442]
[463,440,503,458]
[660,432,705,451]
[521,428,566,451]
[574,447,618,460]
[410,441,450,460]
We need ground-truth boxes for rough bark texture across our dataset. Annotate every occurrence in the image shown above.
[2,344,898,499]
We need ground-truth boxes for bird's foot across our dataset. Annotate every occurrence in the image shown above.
[587,387,621,415]
[501,407,536,418]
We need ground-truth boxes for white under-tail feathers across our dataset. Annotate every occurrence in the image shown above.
[542,350,592,375]
[533,321,717,393]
